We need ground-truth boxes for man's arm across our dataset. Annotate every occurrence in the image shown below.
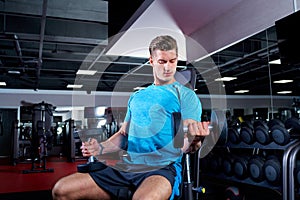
[81,122,129,157]
[181,119,210,153]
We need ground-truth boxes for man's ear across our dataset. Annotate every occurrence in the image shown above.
[149,56,153,65]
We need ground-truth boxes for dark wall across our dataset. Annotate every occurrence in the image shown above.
[0,108,18,156]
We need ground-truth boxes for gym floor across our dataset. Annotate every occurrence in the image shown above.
[0,157,84,199]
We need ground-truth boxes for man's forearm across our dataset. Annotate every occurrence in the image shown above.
[98,132,127,155]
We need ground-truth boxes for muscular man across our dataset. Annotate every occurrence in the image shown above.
[52,35,210,200]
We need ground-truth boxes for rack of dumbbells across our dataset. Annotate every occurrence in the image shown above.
[199,116,300,200]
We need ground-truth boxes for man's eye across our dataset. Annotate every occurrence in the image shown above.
[158,60,165,64]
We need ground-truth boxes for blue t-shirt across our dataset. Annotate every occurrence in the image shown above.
[122,81,202,167]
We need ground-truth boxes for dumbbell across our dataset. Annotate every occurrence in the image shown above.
[222,153,236,176]
[270,117,300,145]
[209,152,223,173]
[240,121,255,144]
[248,155,265,182]
[233,155,249,179]
[173,110,228,148]
[228,119,241,144]
[254,120,271,145]
[77,155,107,173]
[263,155,281,185]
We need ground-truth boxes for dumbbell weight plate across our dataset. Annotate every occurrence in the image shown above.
[285,117,300,133]
[233,156,248,179]
[248,156,265,182]
[263,156,281,185]
[240,126,254,144]
[270,124,290,145]
[255,125,270,145]
[228,128,240,144]
[222,154,235,176]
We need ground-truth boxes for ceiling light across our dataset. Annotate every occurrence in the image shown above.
[67,84,83,89]
[269,59,281,64]
[234,90,249,94]
[76,70,97,75]
[215,77,237,81]
[8,70,21,75]
[0,82,6,86]
[273,80,293,84]
[277,91,292,94]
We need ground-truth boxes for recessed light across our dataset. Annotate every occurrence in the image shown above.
[8,70,21,75]
[234,90,249,93]
[76,70,97,75]
[273,80,293,84]
[269,59,281,64]
[215,77,237,81]
[277,91,292,94]
[67,84,83,88]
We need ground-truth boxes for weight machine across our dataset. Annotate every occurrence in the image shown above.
[22,101,55,174]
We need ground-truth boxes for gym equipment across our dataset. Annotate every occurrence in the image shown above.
[263,155,281,185]
[227,119,241,144]
[248,155,265,182]
[270,117,300,145]
[233,155,249,179]
[222,152,236,176]
[224,186,244,200]
[208,152,223,173]
[294,161,300,187]
[22,101,55,174]
[173,109,227,199]
[240,121,255,144]
[77,155,107,173]
[77,128,109,172]
[254,120,270,145]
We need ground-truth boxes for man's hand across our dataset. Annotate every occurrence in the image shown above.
[183,120,210,153]
[80,138,100,157]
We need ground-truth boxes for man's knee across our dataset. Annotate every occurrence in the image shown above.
[52,180,67,200]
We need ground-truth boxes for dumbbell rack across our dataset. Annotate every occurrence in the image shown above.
[287,142,300,200]
[199,139,300,200]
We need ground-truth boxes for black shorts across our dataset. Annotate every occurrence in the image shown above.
[89,162,177,199]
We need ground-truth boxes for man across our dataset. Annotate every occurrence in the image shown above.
[52,35,210,200]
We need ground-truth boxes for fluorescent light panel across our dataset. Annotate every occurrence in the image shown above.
[0,82,6,86]
[269,59,281,64]
[215,77,237,81]
[273,80,293,84]
[277,91,292,94]
[67,84,83,88]
[234,90,249,94]
[76,70,97,75]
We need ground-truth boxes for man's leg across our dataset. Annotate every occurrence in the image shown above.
[52,172,111,200]
[132,175,172,200]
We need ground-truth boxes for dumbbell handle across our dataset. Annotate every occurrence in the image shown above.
[183,125,213,133]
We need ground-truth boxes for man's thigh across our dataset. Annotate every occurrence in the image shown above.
[133,175,172,200]
[53,172,111,199]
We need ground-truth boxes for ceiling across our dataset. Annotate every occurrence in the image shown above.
[0,0,299,96]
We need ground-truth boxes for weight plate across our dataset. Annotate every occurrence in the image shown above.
[255,125,270,144]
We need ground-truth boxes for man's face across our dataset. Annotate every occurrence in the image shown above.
[149,49,178,85]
